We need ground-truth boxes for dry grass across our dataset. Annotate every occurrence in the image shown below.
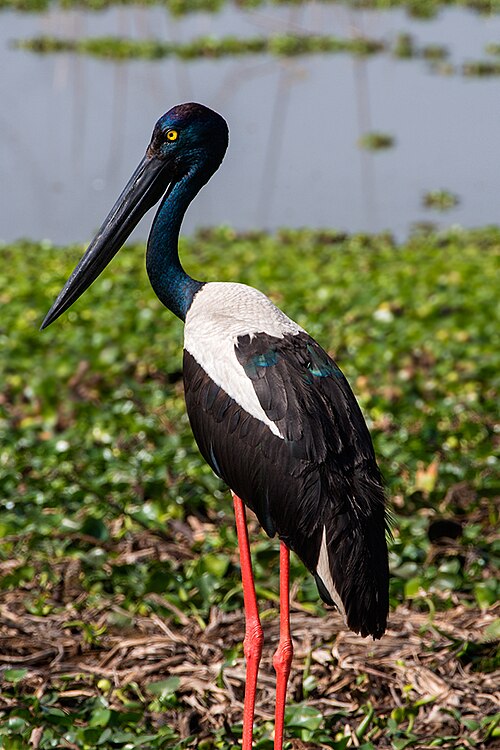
[1,583,498,747]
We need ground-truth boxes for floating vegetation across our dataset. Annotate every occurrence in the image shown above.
[423,189,460,210]
[392,33,449,61]
[391,33,500,75]
[2,0,500,16]
[393,32,415,58]
[459,38,500,74]
[462,59,500,75]
[421,42,448,59]
[0,0,226,10]
[358,131,395,150]
[404,0,439,18]
[15,33,385,59]
[12,29,500,79]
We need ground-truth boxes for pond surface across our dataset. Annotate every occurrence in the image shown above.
[1,4,500,242]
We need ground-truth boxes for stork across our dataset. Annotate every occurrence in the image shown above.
[42,102,389,749]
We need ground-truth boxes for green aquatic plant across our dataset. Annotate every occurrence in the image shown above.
[3,0,500,15]
[463,58,500,75]
[422,189,460,210]
[0,227,498,747]
[358,131,395,150]
[392,33,449,61]
[421,42,448,59]
[392,32,416,58]
[14,32,385,59]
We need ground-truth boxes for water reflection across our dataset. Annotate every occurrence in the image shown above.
[1,4,500,242]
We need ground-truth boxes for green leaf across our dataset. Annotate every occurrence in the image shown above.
[146,676,180,697]
[284,703,323,730]
[80,516,109,541]
[3,669,28,684]
[404,577,423,598]
[3,736,29,750]
[332,739,350,750]
[5,718,27,731]
[474,581,498,609]
[89,707,111,727]
[356,706,374,738]
[202,553,229,577]
[392,736,418,750]
[483,618,500,641]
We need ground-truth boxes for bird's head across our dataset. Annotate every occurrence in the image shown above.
[148,103,229,179]
[41,102,228,329]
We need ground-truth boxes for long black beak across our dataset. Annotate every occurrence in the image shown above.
[41,151,172,329]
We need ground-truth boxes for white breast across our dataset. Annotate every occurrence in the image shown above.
[184,282,303,437]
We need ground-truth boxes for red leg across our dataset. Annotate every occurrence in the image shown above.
[273,541,293,750]
[233,493,263,750]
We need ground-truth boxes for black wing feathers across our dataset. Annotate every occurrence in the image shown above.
[183,331,388,639]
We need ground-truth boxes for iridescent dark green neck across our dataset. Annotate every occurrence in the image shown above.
[146,168,205,321]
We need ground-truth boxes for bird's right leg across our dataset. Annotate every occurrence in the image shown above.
[273,541,293,749]
[233,492,264,750]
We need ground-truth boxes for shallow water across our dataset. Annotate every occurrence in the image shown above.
[1,4,500,242]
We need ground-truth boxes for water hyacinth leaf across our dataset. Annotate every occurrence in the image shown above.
[483,618,500,642]
[404,577,423,598]
[89,707,112,727]
[284,703,323,730]
[3,669,28,684]
[146,677,180,697]
[474,581,498,609]
[202,552,229,577]
[80,516,110,540]
[0,230,498,745]
[4,718,28,731]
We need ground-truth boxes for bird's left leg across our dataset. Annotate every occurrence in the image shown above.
[273,541,293,750]
[233,492,263,750]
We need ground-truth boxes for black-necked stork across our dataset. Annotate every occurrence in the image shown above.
[42,103,389,749]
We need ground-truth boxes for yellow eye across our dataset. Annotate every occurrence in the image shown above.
[166,129,178,142]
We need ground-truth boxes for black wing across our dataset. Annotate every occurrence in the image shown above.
[183,331,389,638]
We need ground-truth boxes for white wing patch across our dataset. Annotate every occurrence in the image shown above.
[317,525,346,621]
[184,282,303,438]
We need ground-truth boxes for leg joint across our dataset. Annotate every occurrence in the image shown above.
[273,638,293,674]
[244,621,264,660]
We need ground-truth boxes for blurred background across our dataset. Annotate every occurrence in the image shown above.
[2,1,500,243]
